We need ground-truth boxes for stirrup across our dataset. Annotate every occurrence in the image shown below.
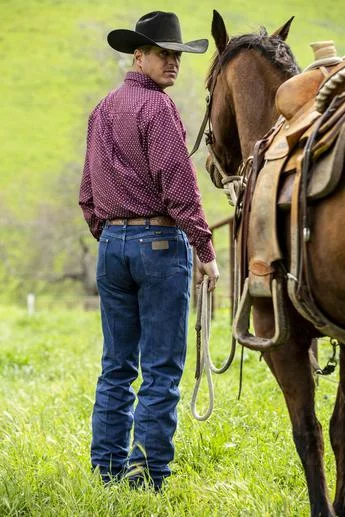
[233,277,289,351]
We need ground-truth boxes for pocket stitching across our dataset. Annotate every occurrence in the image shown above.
[96,238,109,278]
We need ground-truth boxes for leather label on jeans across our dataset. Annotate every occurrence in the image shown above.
[152,240,169,250]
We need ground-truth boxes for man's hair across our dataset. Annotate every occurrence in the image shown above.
[137,45,154,54]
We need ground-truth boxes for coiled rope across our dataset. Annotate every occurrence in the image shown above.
[191,276,236,421]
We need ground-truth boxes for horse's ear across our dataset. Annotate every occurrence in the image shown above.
[270,16,294,41]
[211,9,229,54]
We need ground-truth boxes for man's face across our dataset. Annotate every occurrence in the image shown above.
[134,46,182,89]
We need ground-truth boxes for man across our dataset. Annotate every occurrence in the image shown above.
[79,11,219,490]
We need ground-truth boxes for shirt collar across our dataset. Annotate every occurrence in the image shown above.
[125,71,163,92]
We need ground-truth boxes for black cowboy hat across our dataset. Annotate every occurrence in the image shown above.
[107,11,208,54]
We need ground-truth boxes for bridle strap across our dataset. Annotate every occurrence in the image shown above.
[189,62,221,157]
[189,95,212,157]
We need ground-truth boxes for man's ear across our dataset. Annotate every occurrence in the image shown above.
[134,49,143,68]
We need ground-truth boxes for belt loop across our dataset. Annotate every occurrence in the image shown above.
[122,218,128,229]
[104,220,109,229]
[145,217,150,230]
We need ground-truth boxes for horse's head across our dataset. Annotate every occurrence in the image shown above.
[206,10,300,188]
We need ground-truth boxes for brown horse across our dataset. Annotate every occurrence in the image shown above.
[205,10,345,517]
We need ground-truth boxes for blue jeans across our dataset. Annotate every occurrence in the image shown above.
[91,222,192,484]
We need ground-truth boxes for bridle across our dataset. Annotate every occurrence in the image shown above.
[189,61,221,158]
[190,59,252,210]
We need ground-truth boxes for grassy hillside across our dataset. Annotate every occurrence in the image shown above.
[1,0,344,299]
[2,0,344,215]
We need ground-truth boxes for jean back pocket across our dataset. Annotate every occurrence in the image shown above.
[139,236,181,278]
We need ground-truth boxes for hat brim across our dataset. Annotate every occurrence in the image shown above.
[107,29,208,54]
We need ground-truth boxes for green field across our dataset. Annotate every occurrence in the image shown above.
[0,305,339,516]
[1,0,344,301]
[0,2,344,514]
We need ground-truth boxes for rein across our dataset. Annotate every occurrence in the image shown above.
[191,276,236,421]
[189,62,221,158]
[189,63,245,420]
[190,60,251,205]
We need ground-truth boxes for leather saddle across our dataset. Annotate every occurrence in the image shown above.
[277,94,345,208]
[247,61,345,298]
[270,62,345,209]
[233,61,345,351]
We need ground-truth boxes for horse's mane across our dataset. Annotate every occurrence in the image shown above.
[206,28,300,88]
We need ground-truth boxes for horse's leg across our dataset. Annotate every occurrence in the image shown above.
[253,299,334,517]
[330,345,345,516]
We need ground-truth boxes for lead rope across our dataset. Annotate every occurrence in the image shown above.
[191,276,236,421]
[191,277,214,420]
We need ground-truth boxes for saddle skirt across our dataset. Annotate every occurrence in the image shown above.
[247,62,345,298]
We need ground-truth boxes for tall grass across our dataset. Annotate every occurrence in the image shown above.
[0,305,339,515]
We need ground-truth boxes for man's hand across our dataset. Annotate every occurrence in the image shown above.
[196,258,220,291]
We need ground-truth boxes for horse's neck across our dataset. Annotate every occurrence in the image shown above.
[225,51,287,158]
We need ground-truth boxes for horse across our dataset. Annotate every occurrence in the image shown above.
[204,10,345,517]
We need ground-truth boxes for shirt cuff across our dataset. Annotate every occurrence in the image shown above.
[196,240,216,263]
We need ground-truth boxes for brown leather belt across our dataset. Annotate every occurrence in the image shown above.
[108,215,176,227]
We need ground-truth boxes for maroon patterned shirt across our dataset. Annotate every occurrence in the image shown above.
[79,71,215,262]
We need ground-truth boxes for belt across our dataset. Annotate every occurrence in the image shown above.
[107,215,176,227]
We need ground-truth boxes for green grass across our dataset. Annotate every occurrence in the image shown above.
[0,305,339,516]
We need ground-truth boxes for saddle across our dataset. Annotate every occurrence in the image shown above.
[277,65,345,208]
[233,58,345,351]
